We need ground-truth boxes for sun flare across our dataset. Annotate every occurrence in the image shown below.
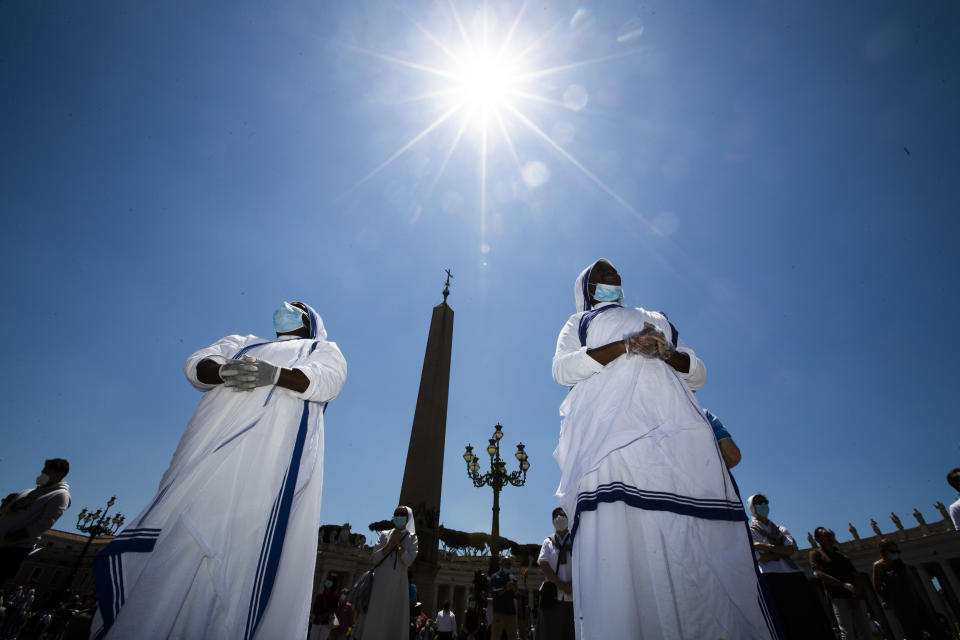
[449,48,523,113]
[343,3,648,255]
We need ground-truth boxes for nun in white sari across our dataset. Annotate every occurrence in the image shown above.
[90,302,346,640]
[355,506,418,640]
[552,260,780,640]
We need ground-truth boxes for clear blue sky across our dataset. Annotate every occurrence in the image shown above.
[2,0,958,551]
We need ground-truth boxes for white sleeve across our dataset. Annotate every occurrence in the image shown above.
[537,537,557,566]
[552,315,604,387]
[779,526,797,548]
[675,337,706,390]
[291,340,347,403]
[370,531,390,563]
[399,533,418,567]
[182,334,251,391]
[951,501,960,531]
[25,490,70,537]
[650,314,706,390]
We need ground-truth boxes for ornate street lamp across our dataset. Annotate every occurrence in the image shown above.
[62,496,125,592]
[463,423,530,571]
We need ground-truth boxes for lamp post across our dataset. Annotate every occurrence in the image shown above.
[62,497,125,592]
[463,423,531,572]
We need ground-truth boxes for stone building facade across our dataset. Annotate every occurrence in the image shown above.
[311,524,546,622]
[311,507,960,634]
[1,529,112,596]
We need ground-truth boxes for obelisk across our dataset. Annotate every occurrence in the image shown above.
[399,270,454,612]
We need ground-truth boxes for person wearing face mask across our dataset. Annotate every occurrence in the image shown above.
[90,301,347,640]
[552,260,778,639]
[488,555,519,640]
[0,458,71,584]
[461,594,482,640]
[872,539,939,640]
[310,574,340,640]
[810,527,872,640]
[330,588,354,639]
[747,495,833,640]
[536,508,574,640]
[356,506,418,640]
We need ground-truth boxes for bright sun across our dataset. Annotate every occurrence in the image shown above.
[450,49,521,112]
[344,3,647,255]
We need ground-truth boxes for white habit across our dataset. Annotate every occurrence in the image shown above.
[355,506,418,640]
[91,303,346,640]
[552,260,779,640]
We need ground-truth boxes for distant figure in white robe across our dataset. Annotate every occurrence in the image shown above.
[355,506,418,640]
[552,260,780,640]
[90,302,346,640]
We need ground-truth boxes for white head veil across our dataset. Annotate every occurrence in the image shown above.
[574,259,625,312]
[746,494,761,522]
[398,506,416,536]
[294,301,327,341]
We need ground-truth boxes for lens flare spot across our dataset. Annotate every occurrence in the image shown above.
[563,84,589,111]
[570,9,591,28]
[616,19,645,43]
[651,211,679,237]
[481,242,491,254]
[521,161,550,188]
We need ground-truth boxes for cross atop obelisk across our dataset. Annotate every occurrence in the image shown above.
[442,268,452,302]
[398,270,455,612]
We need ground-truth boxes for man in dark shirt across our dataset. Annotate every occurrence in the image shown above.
[872,539,939,640]
[810,527,872,640]
[488,556,518,640]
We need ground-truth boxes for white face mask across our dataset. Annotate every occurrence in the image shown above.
[553,516,568,532]
[36,473,50,487]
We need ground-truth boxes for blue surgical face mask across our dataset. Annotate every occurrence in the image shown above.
[273,302,304,333]
[592,283,622,302]
[887,551,900,560]
[324,580,333,588]
[755,504,770,518]
[392,515,407,528]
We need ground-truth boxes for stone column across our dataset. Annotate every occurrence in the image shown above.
[939,560,960,605]
[917,564,948,617]
[399,296,454,614]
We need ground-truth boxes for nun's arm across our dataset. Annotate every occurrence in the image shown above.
[586,341,628,365]
[553,315,622,386]
[276,368,310,393]
[197,359,311,393]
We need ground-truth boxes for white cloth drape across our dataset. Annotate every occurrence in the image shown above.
[90,303,346,640]
[552,261,779,639]
[355,506,418,640]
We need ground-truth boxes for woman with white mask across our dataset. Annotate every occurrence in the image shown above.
[355,506,418,640]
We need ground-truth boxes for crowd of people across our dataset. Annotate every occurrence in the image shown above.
[1,287,958,638]
[0,587,98,640]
